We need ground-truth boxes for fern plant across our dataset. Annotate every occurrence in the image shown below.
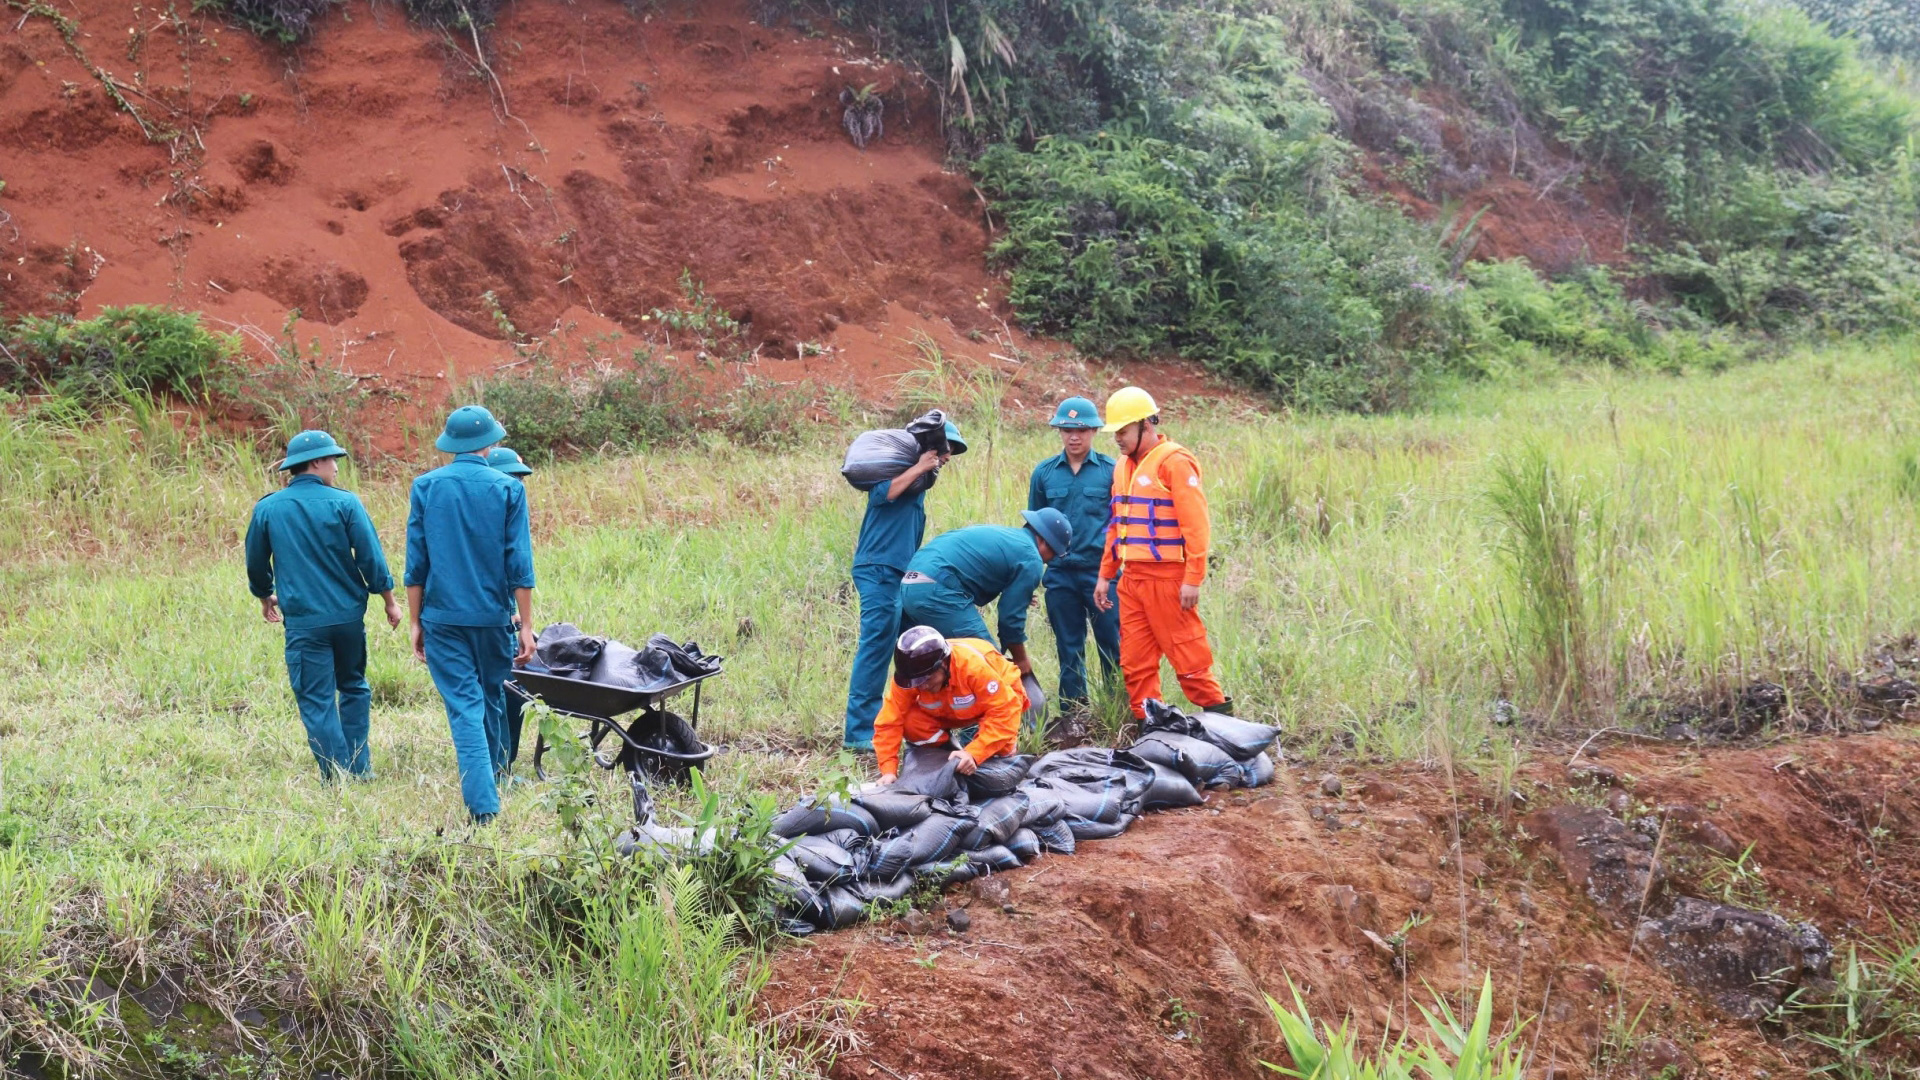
[1263,974,1525,1079]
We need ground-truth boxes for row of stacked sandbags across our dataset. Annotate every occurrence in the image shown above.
[770,702,1280,934]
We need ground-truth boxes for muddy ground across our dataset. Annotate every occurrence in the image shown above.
[763,731,1920,1079]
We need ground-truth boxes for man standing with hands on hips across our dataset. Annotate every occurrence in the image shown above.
[1095,387,1234,720]
[406,405,536,825]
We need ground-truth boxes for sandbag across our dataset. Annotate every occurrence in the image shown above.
[1140,760,1205,810]
[859,814,974,882]
[643,633,723,679]
[1130,731,1241,788]
[1006,827,1041,863]
[768,855,811,908]
[894,744,964,801]
[845,873,917,905]
[910,856,980,888]
[788,836,857,884]
[589,638,681,692]
[534,622,603,677]
[962,791,1032,850]
[969,845,1024,873]
[1032,748,1157,806]
[771,797,879,839]
[811,886,873,930]
[1020,785,1067,828]
[964,753,1035,799]
[820,827,863,850]
[1195,711,1278,760]
[1067,814,1136,841]
[616,822,716,858]
[841,428,921,490]
[1236,750,1276,788]
[1032,819,1076,854]
[1026,776,1127,824]
[854,791,935,832]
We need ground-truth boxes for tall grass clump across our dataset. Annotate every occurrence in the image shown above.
[1,306,239,411]
[1263,974,1524,1078]
[1485,447,1605,722]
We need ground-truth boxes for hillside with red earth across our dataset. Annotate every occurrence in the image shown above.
[3,0,1223,438]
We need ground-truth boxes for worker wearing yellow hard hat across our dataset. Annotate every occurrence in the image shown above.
[1095,386,1234,719]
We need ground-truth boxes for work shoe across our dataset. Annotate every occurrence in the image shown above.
[1204,697,1236,717]
[472,812,498,827]
[841,740,874,753]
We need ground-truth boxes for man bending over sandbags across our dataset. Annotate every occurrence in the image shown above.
[874,626,1027,788]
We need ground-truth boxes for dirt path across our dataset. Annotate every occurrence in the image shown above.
[763,732,1920,1079]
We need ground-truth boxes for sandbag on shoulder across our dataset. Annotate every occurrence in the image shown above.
[1140,760,1205,810]
[858,814,975,882]
[771,796,879,839]
[1005,827,1041,863]
[910,856,980,888]
[1068,813,1136,841]
[1130,731,1241,788]
[964,754,1034,799]
[788,836,857,885]
[1195,710,1279,760]
[962,791,1032,850]
[1032,819,1076,854]
[854,790,935,832]
[969,845,1024,873]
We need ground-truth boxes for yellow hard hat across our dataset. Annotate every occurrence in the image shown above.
[1100,386,1159,432]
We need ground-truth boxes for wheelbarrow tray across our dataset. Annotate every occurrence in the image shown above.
[510,667,716,718]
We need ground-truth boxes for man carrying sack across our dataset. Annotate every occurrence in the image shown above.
[1094,387,1234,719]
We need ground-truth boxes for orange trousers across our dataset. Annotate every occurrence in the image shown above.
[1117,571,1226,717]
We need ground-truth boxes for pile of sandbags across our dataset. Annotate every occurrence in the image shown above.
[770,700,1278,934]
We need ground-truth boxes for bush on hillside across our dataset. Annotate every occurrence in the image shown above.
[1,306,239,406]
[201,0,337,42]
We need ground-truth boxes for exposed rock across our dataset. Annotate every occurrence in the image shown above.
[945,907,971,934]
[1658,803,1741,857]
[893,909,934,936]
[1408,878,1434,903]
[1324,884,1379,930]
[1318,773,1344,797]
[1568,762,1620,787]
[969,875,1010,907]
[1606,789,1633,816]
[1527,805,1667,925]
[1634,1035,1690,1077]
[1632,897,1832,1020]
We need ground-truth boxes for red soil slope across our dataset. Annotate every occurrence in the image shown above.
[765,733,1920,1079]
[0,0,1036,416]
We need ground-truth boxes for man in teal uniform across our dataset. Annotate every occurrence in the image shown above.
[487,446,534,772]
[406,406,536,824]
[244,430,401,780]
[899,509,1071,678]
[1027,397,1121,713]
[842,421,966,752]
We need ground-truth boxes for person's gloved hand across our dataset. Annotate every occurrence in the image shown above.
[949,748,978,775]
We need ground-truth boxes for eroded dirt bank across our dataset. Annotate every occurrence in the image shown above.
[764,732,1920,1079]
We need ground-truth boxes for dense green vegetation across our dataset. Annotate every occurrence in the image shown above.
[809,0,1920,404]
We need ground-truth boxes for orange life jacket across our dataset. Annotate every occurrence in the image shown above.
[1108,439,1191,564]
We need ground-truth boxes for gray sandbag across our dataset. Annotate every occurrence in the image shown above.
[534,622,603,677]
[788,836,857,885]
[769,855,811,908]
[1020,785,1066,828]
[895,744,964,800]
[854,790,935,832]
[1068,813,1136,841]
[841,428,921,490]
[845,873,917,905]
[859,814,974,882]
[1236,750,1276,788]
[1196,710,1278,760]
[1140,760,1205,810]
[1027,775,1127,824]
[1131,731,1241,788]
[962,791,1032,850]
[812,885,873,930]
[1006,827,1041,863]
[969,845,1024,873]
[965,753,1035,799]
[820,827,862,850]
[589,638,680,692]
[910,856,980,888]
[616,822,716,858]
[1032,748,1156,806]
[1032,819,1076,854]
[771,796,879,839]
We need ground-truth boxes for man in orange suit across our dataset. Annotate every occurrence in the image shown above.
[1094,386,1234,719]
[872,626,1027,784]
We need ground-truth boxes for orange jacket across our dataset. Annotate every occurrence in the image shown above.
[874,638,1028,776]
[1099,437,1209,586]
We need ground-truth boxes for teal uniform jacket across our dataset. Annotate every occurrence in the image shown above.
[404,454,535,626]
[906,524,1045,646]
[245,474,395,627]
[1026,450,1116,573]
[854,482,927,571]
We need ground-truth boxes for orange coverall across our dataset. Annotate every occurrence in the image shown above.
[873,638,1028,777]
[1099,437,1227,718]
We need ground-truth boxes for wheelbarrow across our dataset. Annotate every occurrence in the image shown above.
[506,666,720,823]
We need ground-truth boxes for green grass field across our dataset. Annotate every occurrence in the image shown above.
[3,340,1919,1075]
